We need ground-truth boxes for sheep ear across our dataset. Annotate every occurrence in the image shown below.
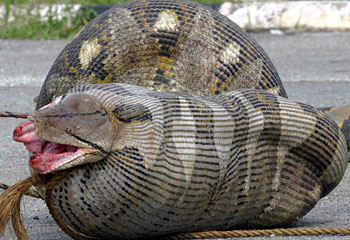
[321,105,350,150]
[112,103,152,124]
[109,103,158,171]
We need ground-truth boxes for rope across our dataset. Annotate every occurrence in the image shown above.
[0,111,29,119]
[0,183,41,199]
[167,228,350,239]
[0,177,37,240]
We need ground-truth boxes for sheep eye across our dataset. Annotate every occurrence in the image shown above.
[65,128,73,134]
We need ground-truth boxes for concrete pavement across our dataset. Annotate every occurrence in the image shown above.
[0,32,350,239]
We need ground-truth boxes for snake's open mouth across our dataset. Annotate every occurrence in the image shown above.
[13,120,95,174]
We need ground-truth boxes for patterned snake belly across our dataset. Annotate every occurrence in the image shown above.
[13,0,350,239]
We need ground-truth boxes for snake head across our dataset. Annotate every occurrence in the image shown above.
[15,92,114,174]
[30,92,114,152]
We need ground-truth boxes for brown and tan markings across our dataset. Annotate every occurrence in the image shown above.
[0,0,349,240]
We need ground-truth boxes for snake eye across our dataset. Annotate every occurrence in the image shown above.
[65,128,73,134]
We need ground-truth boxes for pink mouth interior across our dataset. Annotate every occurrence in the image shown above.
[13,120,80,173]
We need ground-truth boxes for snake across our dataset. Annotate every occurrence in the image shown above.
[4,0,350,239]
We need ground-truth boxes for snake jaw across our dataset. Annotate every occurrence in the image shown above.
[14,120,102,174]
[13,92,114,174]
[29,146,98,174]
[30,92,115,153]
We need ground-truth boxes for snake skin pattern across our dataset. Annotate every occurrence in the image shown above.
[31,83,347,239]
[24,0,348,239]
[36,0,286,109]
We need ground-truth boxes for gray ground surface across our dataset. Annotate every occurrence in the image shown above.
[0,32,350,239]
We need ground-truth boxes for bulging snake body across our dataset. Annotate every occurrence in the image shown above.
[1,0,350,239]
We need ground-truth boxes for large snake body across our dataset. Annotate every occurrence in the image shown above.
[8,0,350,239]
[25,83,347,239]
[36,0,286,109]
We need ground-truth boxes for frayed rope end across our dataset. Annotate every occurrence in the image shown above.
[0,177,35,240]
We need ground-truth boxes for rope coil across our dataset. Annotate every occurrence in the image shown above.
[167,228,350,239]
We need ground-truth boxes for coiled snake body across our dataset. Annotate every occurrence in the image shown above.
[6,0,350,239]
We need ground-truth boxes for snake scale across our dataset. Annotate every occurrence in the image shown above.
[3,0,350,239]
